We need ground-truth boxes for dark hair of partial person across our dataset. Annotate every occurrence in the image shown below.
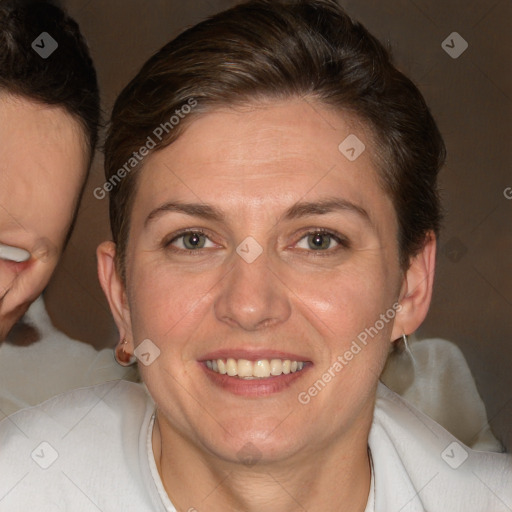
[0,0,100,158]
[104,0,446,281]
[0,0,100,248]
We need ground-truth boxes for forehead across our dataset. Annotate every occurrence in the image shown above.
[133,99,394,228]
[0,92,87,166]
[0,92,88,167]
[0,93,88,237]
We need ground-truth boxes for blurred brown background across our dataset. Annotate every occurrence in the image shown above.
[44,0,512,449]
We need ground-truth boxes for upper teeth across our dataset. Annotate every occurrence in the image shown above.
[205,358,305,378]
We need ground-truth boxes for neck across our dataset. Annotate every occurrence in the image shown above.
[152,411,373,512]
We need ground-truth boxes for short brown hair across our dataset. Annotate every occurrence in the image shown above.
[105,0,445,279]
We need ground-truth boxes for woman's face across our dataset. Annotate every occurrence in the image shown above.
[0,93,89,340]
[102,99,432,463]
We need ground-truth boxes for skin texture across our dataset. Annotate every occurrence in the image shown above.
[0,93,88,341]
[98,99,436,512]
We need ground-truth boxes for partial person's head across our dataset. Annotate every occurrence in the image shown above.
[0,0,99,340]
[99,0,444,465]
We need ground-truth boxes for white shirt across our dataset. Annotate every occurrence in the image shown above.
[380,336,503,452]
[0,296,138,416]
[0,380,510,512]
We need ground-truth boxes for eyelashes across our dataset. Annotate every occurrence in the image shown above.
[295,229,350,253]
[164,229,212,253]
[162,228,350,257]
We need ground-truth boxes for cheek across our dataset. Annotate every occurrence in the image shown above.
[126,260,217,345]
[126,242,399,367]
[290,261,394,332]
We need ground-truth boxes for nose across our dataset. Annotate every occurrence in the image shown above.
[214,248,291,331]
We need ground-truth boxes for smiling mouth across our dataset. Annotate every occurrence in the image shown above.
[204,358,306,379]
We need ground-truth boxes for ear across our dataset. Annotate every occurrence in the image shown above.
[391,232,436,340]
[97,241,134,352]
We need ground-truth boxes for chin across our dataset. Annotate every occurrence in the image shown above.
[206,418,309,465]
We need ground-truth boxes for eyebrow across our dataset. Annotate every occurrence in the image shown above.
[282,197,371,224]
[145,202,225,227]
[144,196,372,228]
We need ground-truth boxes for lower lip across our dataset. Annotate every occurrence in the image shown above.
[200,363,311,397]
